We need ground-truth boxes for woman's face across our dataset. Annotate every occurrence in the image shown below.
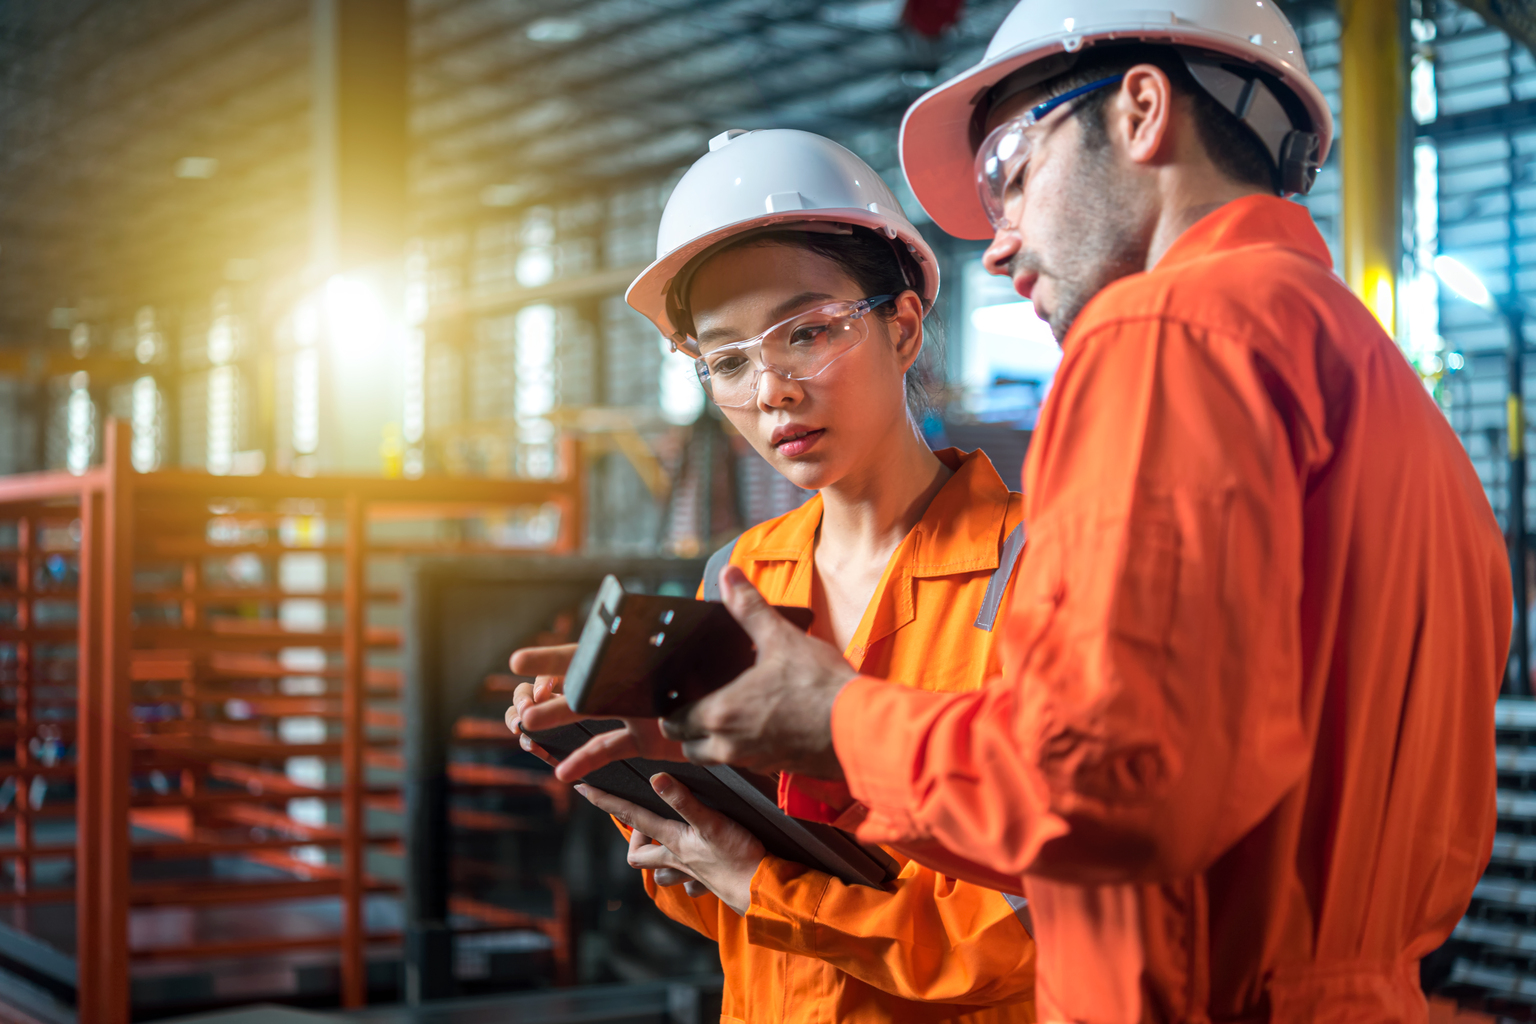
[687,243,924,492]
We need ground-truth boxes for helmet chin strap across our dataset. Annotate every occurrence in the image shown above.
[1179,51,1323,196]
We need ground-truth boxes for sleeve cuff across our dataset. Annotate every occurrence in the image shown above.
[744,855,830,956]
[778,771,857,824]
[832,675,958,843]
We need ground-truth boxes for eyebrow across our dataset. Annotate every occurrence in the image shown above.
[695,291,838,348]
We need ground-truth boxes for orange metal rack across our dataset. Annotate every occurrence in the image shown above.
[0,420,582,1023]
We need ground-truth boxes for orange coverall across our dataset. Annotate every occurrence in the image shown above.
[641,448,1037,1024]
[823,197,1511,1023]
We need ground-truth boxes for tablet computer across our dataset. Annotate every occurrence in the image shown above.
[525,719,897,890]
[562,575,815,717]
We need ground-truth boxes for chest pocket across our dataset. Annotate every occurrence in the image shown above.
[703,523,1028,634]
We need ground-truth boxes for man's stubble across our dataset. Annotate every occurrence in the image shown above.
[1011,142,1152,343]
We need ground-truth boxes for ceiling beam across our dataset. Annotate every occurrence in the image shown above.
[1454,0,1536,54]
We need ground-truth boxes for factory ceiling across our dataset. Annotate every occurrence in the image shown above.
[1457,0,1536,52]
[0,0,1325,353]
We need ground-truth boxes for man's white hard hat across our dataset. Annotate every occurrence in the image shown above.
[900,0,1336,240]
[626,128,940,349]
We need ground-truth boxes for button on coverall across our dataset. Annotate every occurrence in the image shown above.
[635,449,1037,1023]
[826,197,1512,1023]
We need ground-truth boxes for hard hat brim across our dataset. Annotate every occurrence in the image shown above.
[900,29,1335,240]
[626,208,940,343]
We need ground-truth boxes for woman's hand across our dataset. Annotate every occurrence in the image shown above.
[576,773,766,916]
[502,644,576,767]
[503,644,687,781]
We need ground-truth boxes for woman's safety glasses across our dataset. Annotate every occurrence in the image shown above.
[974,74,1126,231]
[691,294,895,408]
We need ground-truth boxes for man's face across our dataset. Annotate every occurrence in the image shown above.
[980,84,1153,343]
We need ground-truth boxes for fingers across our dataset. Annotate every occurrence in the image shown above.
[630,831,695,888]
[505,681,538,736]
[653,867,698,888]
[509,644,578,678]
[628,839,687,873]
[718,565,790,647]
[574,783,682,847]
[684,881,709,898]
[516,733,562,769]
[552,727,644,782]
[649,773,729,836]
[518,695,584,734]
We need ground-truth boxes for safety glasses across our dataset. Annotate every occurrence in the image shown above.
[691,294,895,408]
[974,74,1126,231]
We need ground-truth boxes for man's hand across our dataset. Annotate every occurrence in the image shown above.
[578,773,766,916]
[663,566,855,778]
[504,643,685,782]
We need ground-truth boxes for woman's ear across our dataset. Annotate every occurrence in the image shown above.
[890,291,925,373]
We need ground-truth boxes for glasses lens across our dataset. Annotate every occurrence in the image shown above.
[697,304,872,408]
[976,120,1033,230]
[697,345,758,408]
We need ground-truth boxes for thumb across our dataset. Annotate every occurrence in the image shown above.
[719,565,789,647]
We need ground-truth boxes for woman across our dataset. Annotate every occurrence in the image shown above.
[510,129,1035,1023]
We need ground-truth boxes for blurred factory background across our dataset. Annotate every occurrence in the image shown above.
[0,0,1532,1021]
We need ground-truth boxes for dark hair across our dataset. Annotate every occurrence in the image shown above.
[681,225,943,416]
[1017,43,1280,194]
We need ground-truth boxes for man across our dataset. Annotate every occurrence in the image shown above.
[521,2,1511,1019]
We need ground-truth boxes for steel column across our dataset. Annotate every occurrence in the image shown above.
[1510,307,1530,694]
[101,420,134,1022]
[1339,0,1407,333]
[74,486,104,1023]
[341,491,368,1006]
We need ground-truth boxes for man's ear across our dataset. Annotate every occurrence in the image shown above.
[1112,63,1176,166]
[890,291,926,373]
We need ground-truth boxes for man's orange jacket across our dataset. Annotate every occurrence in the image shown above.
[828,197,1511,1022]
[642,449,1037,1023]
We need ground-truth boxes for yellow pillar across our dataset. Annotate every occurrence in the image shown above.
[1339,0,1406,336]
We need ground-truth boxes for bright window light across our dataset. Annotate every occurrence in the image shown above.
[324,273,386,358]
[516,304,559,478]
[292,348,320,455]
[1411,44,1438,125]
[403,327,425,446]
[1434,255,1496,312]
[966,300,1061,385]
[515,304,557,418]
[130,375,160,472]
[66,373,93,476]
[207,365,238,475]
[659,337,705,425]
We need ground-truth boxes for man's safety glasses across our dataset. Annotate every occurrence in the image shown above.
[974,74,1126,231]
[690,294,896,408]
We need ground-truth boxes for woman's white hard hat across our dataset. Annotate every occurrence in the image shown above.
[626,128,940,349]
[900,0,1336,240]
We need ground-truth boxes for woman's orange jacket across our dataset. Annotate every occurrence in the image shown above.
[639,448,1036,1024]
[823,196,1511,1022]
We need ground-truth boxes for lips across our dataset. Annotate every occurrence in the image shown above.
[772,426,825,458]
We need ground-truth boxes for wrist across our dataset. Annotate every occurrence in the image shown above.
[721,857,765,916]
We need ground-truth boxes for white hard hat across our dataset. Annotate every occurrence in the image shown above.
[900,0,1336,240]
[626,128,940,349]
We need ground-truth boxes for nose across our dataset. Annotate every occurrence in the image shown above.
[983,225,1021,279]
[754,368,802,411]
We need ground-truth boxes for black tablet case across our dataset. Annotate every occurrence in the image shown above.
[526,719,897,889]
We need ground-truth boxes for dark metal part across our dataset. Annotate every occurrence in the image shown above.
[1507,302,1529,695]
[401,555,705,1004]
